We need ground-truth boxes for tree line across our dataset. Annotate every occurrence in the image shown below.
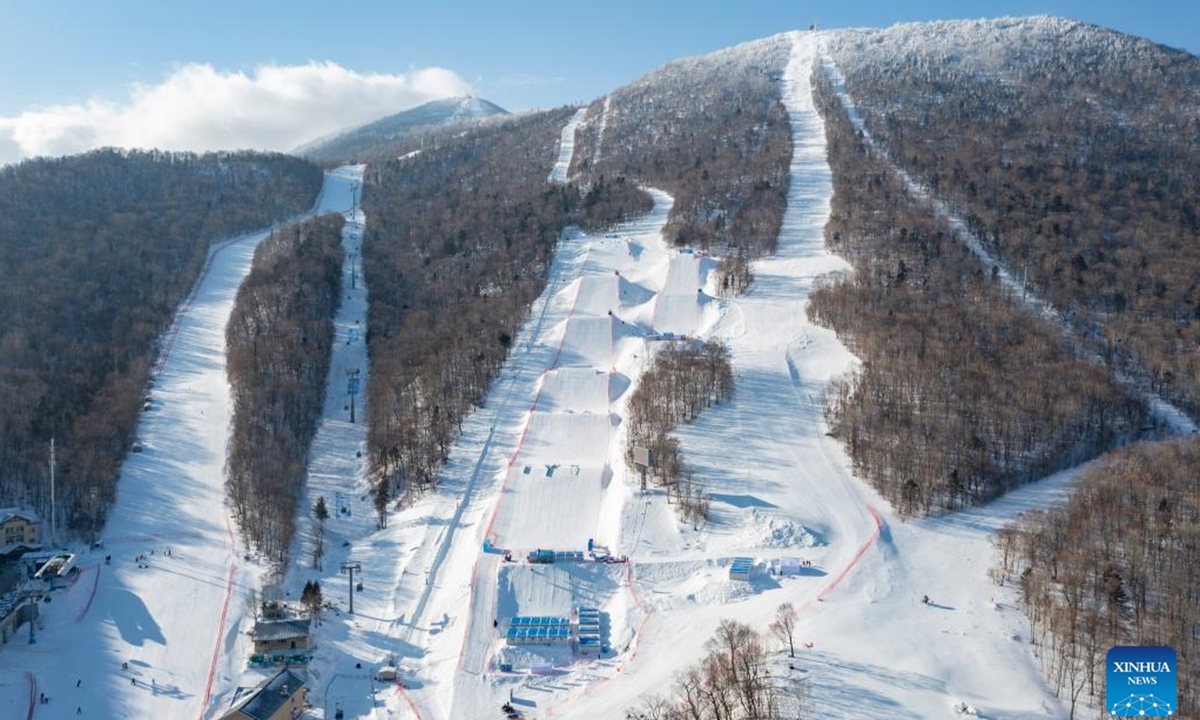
[628,616,810,719]
[824,20,1200,421]
[626,340,734,524]
[0,149,322,536]
[362,108,650,505]
[808,64,1147,515]
[225,214,344,561]
[570,36,792,262]
[993,439,1199,718]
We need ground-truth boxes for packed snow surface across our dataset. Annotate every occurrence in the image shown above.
[547,108,586,184]
[0,168,359,720]
[0,23,1127,720]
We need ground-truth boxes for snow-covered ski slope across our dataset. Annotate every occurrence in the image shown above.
[0,170,357,720]
[547,108,586,183]
[547,32,1069,720]
[412,185,727,719]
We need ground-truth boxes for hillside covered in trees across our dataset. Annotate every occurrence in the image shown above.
[363,108,650,502]
[808,51,1147,515]
[824,17,1200,420]
[226,213,344,561]
[0,149,322,535]
[570,36,792,267]
[995,439,1199,717]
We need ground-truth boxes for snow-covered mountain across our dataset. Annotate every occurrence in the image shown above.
[1,15,1197,720]
[297,95,507,162]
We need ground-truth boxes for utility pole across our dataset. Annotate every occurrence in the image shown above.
[340,561,362,615]
[49,438,56,548]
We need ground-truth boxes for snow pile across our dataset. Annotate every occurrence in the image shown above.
[748,511,818,550]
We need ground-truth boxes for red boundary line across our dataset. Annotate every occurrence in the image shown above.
[816,505,882,602]
[465,279,584,671]
[483,283,584,547]
[153,236,237,377]
[456,554,484,672]
[198,518,238,720]
[24,671,35,720]
[75,564,101,622]
[546,504,884,716]
[395,678,424,719]
[545,561,650,716]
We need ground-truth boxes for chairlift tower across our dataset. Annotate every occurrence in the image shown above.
[340,560,362,614]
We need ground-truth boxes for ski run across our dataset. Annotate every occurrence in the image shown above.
[2,29,1127,720]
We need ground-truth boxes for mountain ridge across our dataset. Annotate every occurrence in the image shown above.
[297,95,508,162]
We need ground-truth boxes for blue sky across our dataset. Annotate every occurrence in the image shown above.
[2,0,1195,115]
[0,1,1195,163]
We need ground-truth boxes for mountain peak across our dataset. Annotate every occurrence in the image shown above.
[297,96,509,161]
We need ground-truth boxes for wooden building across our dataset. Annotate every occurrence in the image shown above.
[252,617,311,654]
[221,668,307,720]
[0,508,40,552]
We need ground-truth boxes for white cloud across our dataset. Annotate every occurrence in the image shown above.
[0,62,474,165]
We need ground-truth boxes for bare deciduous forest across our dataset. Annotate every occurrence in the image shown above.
[225,214,344,560]
[362,108,649,502]
[570,37,792,261]
[627,619,809,720]
[808,65,1146,515]
[625,340,734,524]
[825,20,1200,419]
[0,149,322,534]
[994,439,1199,718]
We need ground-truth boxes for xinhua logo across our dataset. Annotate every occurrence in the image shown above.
[1106,646,1177,716]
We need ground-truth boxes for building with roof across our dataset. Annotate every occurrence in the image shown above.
[729,557,755,581]
[221,668,307,720]
[0,508,40,554]
[251,617,311,654]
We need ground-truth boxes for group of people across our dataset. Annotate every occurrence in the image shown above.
[39,680,85,715]
[134,548,171,569]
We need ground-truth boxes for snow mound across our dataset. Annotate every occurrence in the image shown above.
[746,511,818,549]
[690,576,776,606]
